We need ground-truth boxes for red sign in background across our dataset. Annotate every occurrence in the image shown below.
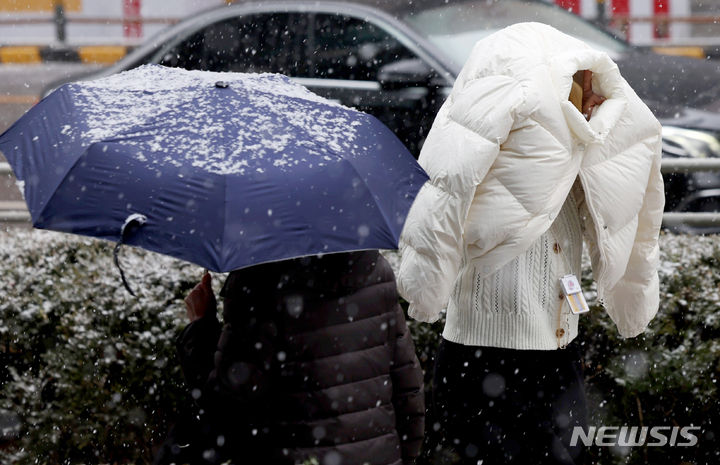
[654,0,670,38]
[556,0,582,14]
[123,0,142,38]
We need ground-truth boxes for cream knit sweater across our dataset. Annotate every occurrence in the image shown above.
[442,183,585,350]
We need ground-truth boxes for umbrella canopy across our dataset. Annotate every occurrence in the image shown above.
[0,65,428,272]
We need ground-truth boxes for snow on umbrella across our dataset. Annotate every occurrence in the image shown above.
[0,65,428,284]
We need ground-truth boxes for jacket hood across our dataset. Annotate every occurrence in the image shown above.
[548,48,627,144]
[495,23,633,144]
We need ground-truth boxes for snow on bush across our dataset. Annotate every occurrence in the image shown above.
[576,233,720,465]
[0,229,219,464]
[0,231,718,464]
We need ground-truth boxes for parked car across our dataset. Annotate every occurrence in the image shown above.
[44,0,720,231]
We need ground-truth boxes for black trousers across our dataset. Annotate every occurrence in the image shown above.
[433,338,588,465]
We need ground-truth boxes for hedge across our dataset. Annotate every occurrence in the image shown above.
[0,230,718,464]
[0,230,199,464]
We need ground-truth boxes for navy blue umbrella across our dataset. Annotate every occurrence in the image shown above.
[0,65,427,279]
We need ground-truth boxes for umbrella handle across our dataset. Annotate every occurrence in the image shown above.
[114,213,148,296]
[114,242,136,296]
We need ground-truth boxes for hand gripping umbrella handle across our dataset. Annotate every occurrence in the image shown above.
[113,213,148,296]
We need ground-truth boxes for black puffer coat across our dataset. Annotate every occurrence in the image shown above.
[164,251,424,465]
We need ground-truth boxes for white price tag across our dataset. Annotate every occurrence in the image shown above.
[560,274,589,314]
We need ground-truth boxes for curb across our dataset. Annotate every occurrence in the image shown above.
[0,45,130,64]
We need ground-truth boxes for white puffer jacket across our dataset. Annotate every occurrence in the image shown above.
[397,22,664,338]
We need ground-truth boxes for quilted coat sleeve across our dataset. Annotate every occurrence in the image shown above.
[397,74,526,322]
[602,143,665,337]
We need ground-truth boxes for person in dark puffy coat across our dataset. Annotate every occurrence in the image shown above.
[155,250,425,465]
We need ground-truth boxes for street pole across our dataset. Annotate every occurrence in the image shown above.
[54,1,67,44]
[596,0,607,28]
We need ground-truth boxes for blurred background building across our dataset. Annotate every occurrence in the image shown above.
[559,0,720,48]
[0,0,718,50]
[0,0,226,46]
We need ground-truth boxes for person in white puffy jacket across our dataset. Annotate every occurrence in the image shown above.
[396,22,664,464]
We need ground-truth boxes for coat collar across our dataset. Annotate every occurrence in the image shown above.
[550,49,628,144]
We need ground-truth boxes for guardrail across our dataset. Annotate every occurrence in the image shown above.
[4,159,720,227]
[659,158,720,174]
[0,10,718,51]
[0,16,179,26]
[0,13,181,47]
[0,210,30,222]
[0,162,29,223]
[662,212,720,228]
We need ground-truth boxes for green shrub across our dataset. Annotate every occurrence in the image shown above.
[576,233,720,465]
[0,230,209,464]
[0,230,718,464]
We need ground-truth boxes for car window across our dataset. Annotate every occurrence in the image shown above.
[403,0,630,66]
[312,14,416,80]
[158,13,308,76]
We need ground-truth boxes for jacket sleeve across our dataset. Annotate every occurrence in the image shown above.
[176,312,222,391]
[390,304,425,464]
[397,74,526,322]
[602,140,665,337]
